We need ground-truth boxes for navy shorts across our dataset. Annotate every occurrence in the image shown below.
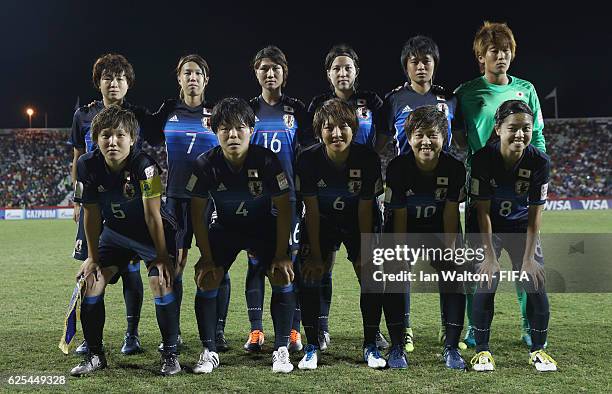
[165,197,195,250]
[299,218,361,263]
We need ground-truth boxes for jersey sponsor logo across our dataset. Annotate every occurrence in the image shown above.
[255,115,260,122]
[437,177,449,186]
[144,165,157,179]
[217,183,227,192]
[202,116,211,130]
[97,185,107,193]
[349,169,361,178]
[348,180,362,194]
[283,114,295,129]
[186,174,197,192]
[277,173,289,191]
[435,187,448,201]
[406,189,415,196]
[169,115,179,122]
[518,168,531,178]
[248,169,259,178]
[317,179,327,188]
[515,180,530,195]
[541,183,548,200]
[401,104,412,113]
[471,179,480,195]
[357,107,370,120]
[490,179,498,188]
[75,181,84,199]
[283,105,294,114]
[384,187,393,203]
[436,103,449,116]
[248,180,263,197]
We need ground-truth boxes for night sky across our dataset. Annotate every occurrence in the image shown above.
[2,1,610,128]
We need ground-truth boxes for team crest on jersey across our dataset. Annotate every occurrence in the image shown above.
[283,114,295,129]
[435,187,448,201]
[248,181,263,197]
[202,116,211,130]
[357,107,370,120]
[515,180,530,195]
[348,180,362,194]
[437,103,449,116]
[283,105,295,114]
[124,182,136,199]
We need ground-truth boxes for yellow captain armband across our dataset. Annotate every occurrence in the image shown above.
[140,175,163,199]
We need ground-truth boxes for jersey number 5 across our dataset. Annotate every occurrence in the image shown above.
[111,203,126,219]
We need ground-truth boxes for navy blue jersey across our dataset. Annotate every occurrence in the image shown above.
[470,143,550,231]
[295,143,383,230]
[69,100,147,152]
[74,149,168,244]
[308,90,383,148]
[187,145,290,233]
[385,151,466,232]
[249,95,314,201]
[141,99,217,198]
[380,84,456,154]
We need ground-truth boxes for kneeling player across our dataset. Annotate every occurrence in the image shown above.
[469,100,557,372]
[296,99,404,370]
[385,106,467,370]
[70,106,180,377]
[188,98,296,373]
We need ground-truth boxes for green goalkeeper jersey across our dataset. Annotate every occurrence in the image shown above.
[454,75,546,157]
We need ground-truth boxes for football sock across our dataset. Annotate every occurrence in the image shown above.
[383,292,405,347]
[216,272,231,334]
[121,262,143,336]
[403,285,411,328]
[195,288,218,352]
[245,256,264,331]
[154,292,179,354]
[360,292,382,346]
[81,294,105,354]
[526,291,550,352]
[299,281,321,347]
[319,272,332,332]
[441,292,466,348]
[271,284,296,349]
[472,290,496,353]
[174,274,183,334]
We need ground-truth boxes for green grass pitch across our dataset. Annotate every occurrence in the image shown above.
[0,210,611,392]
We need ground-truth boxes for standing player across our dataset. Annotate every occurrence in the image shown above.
[244,46,313,353]
[188,98,296,374]
[307,44,388,351]
[384,106,467,370]
[296,99,405,370]
[70,105,180,376]
[469,100,557,372]
[376,36,458,352]
[454,21,546,348]
[141,54,232,351]
[69,53,146,355]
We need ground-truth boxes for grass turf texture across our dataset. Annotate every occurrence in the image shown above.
[0,210,611,392]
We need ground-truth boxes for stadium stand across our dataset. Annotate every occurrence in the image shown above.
[0,118,609,208]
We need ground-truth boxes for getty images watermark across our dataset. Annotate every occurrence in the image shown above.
[359,233,612,294]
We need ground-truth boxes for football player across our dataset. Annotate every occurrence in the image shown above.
[307,44,388,351]
[70,105,180,376]
[469,100,556,372]
[69,53,147,356]
[188,98,296,373]
[244,46,313,353]
[296,99,404,370]
[455,21,546,348]
[385,106,467,370]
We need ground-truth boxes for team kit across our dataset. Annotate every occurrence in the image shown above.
[66,21,558,377]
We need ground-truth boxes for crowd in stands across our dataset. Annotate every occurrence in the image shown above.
[0,118,610,208]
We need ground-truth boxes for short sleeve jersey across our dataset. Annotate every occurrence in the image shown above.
[74,150,165,243]
[454,75,546,156]
[469,143,550,231]
[69,100,147,152]
[380,84,457,155]
[249,95,313,201]
[141,99,217,198]
[385,151,466,232]
[295,143,384,230]
[308,90,383,148]
[187,145,290,233]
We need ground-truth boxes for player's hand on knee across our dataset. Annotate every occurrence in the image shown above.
[194,256,220,289]
[476,254,500,289]
[269,256,294,285]
[302,255,325,282]
[521,257,545,291]
[77,257,100,282]
[154,254,174,288]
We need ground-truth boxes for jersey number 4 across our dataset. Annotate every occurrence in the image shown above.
[236,201,249,217]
